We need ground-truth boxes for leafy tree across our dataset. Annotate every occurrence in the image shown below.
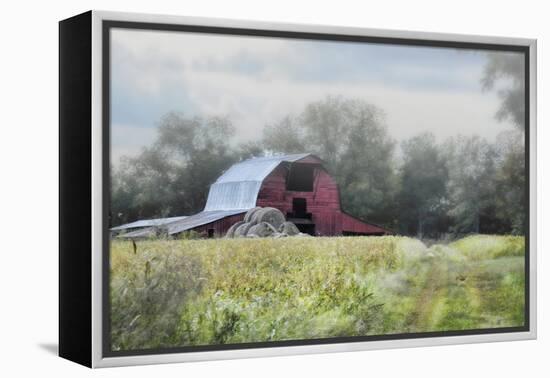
[481,52,527,235]
[263,116,306,154]
[111,147,176,226]
[230,141,265,162]
[493,130,526,234]
[300,96,354,167]
[481,52,525,130]
[335,100,398,227]
[398,133,448,238]
[443,136,498,234]
[111,112,237,226]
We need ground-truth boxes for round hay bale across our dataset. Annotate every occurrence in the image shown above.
[250,208,266,224]
[273,232,288,238]
[255,207,285,229]
[234,222,254,237]
[225,221,245,238]
[247,221,278,237]
[246,224,260,237]
[278,221,300,236]
[244,207,262,224]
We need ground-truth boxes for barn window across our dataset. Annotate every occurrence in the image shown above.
[286,163,314,192]
[292,198,307,217]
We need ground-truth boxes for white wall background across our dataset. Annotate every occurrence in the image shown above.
[0,0,546,376]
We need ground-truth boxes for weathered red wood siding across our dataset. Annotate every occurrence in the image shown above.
[256,163,341,235]
[255,157,389,236]
[341,213,389,235]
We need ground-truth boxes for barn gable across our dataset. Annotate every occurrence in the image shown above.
[256,161,342,235]
[204,153,313,211]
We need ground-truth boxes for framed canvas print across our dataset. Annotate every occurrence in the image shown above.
[59,10,537,368]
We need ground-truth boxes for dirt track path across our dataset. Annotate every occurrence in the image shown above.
[408,254,448,331]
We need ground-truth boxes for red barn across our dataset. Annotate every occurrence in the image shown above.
[117,153,391,238]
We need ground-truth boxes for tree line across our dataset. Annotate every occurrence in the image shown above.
[111,54,526,238]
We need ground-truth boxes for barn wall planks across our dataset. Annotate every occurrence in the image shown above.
[255,158,389,236]
[341,213,388,235]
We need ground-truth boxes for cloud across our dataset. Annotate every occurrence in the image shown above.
[110,28,520,159]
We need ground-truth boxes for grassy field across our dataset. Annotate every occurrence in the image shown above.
[110,235,525,351]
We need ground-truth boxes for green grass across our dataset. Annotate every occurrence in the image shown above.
[110,235,525,351]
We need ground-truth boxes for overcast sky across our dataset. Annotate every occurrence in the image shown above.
[110,28,522,163]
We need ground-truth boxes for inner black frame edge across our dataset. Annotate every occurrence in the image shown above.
[101,19,531,358]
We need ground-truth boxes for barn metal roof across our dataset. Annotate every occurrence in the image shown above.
[167,209,247,234]
[204,153,311,211]
[118,209,246,238]
[110,216,188,231]
[116,227,158,239]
